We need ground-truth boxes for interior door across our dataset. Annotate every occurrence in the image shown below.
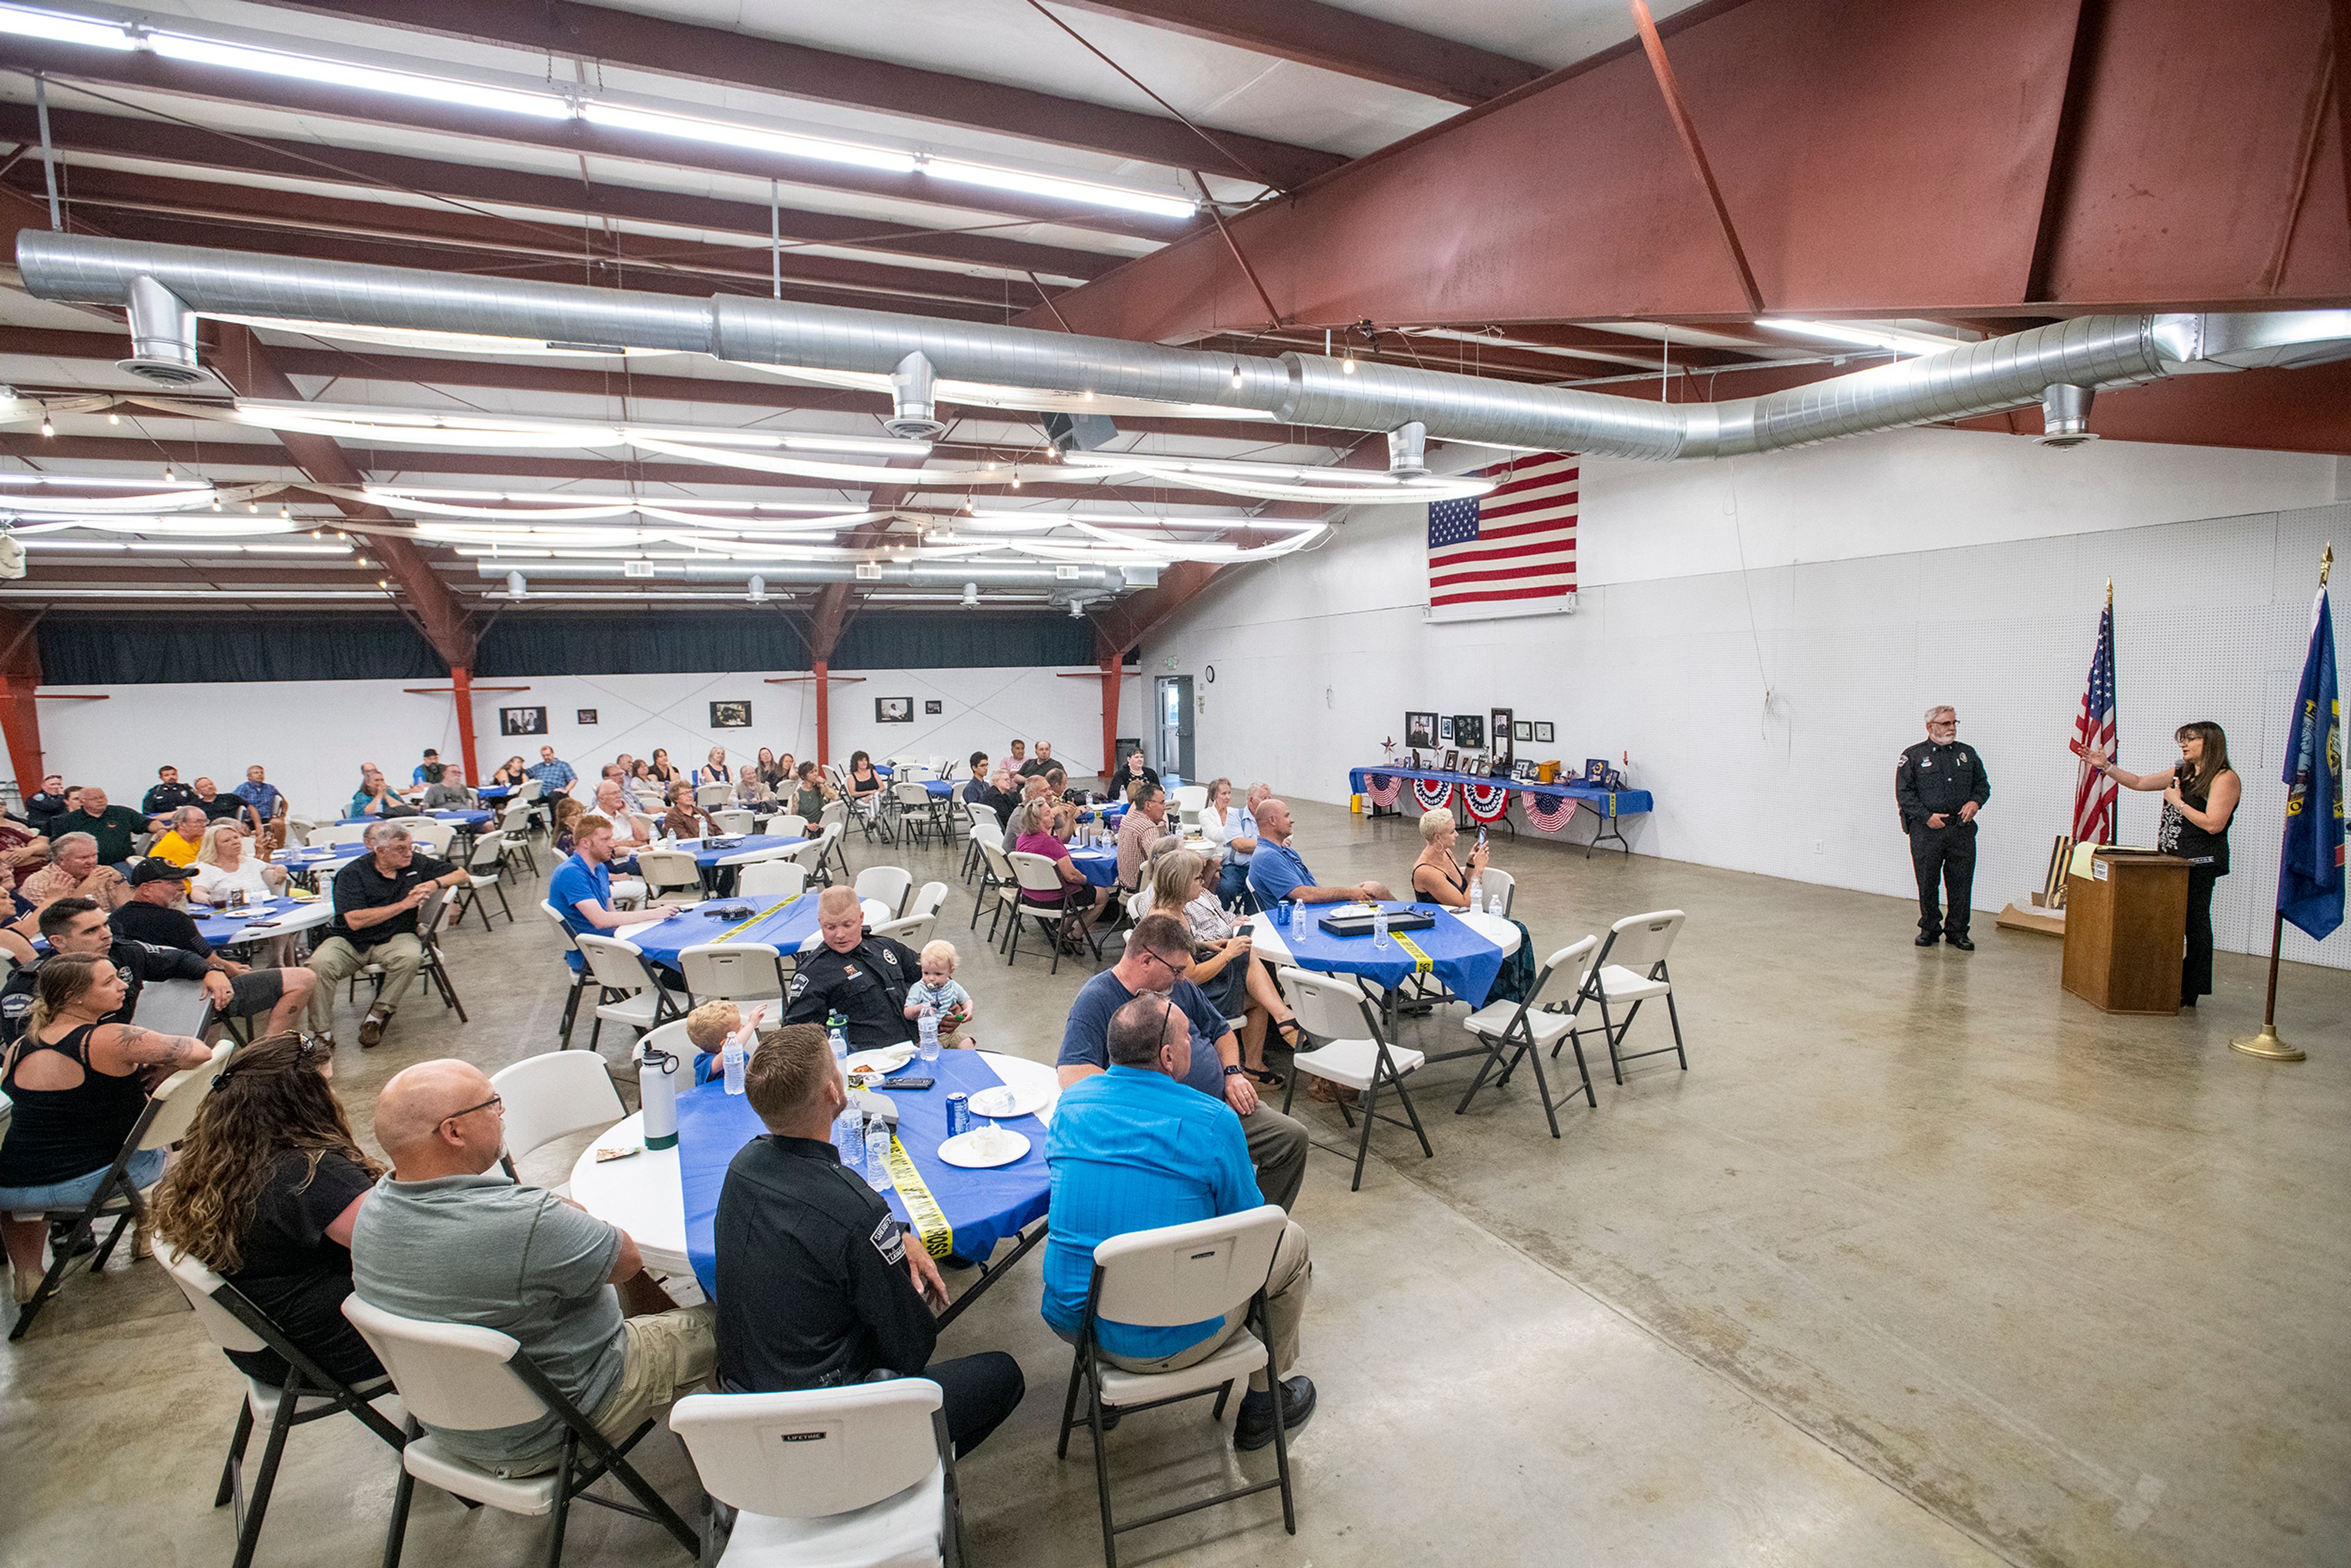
[1156,675,1194,781]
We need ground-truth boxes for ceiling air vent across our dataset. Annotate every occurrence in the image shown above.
[623,558,656,579]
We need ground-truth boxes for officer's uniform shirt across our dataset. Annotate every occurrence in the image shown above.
[1894,739,1990,830]
[781,931,924,1051]
[713,1134,937,1393]
[141,780,198,819]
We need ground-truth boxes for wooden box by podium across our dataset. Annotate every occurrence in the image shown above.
[2061,851,2190,1015]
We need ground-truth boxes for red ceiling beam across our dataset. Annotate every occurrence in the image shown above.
[1054,1,1544,105]
[1627,0,1763,316]
[247,0,1343,189]
[5,39,1189,239]
[1027,0,2351,342]
[0,102,1115,282]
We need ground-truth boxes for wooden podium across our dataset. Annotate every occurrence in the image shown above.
[2061,850,2191,1015]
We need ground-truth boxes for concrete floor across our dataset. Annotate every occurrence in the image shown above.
[2,799,2344,1567]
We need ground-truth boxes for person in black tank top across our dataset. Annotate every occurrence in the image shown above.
[0,955,214,1302]
[2091,721,2241,1003]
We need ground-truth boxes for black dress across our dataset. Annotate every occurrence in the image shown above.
[219,1149,385,1387]
[2157,770,2232,1002]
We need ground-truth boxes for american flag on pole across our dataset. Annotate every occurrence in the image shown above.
[2066,598,2120,843]
[1427,452,1578,623]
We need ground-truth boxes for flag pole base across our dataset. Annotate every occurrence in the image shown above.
[2230,1024,2306,1062]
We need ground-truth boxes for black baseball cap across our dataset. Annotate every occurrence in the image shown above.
[128,857,200,887]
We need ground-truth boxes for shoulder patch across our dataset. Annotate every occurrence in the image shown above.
[869,1215,906,1267]
[788,971,811,999]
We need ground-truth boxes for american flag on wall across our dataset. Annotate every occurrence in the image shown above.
[1427,452,1579,623]
[2066,599,2120,843]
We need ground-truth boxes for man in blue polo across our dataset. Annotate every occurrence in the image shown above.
[548,816,648,942]
[1245,798,1392,909]
[1043,994,1316,1452]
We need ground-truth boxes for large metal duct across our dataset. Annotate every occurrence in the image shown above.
[20,233,2351,463]
[475,561,1130,585]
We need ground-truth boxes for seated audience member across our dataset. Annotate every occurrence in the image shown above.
[662,779,717,841]
[111,860,316,1039]
[694,746,733,789]
[792,761,834,823]
[1115,749,1160,793]
[525,745,577,794]
[1043,995,1315,1449]
[65,787,145,868]
[23,775,71,839]
[550,797,586,857]
[844,751,884,809]
[647,748,681,786]
[623,760,662,812]
[905,940,973,1044]
[1057,913,1307,1212]
[490,756,528,789]
[19,832,130,913]
[983,768,1023,831]
[351,1059,714,1477]
[0,811,47,896]
[746,748,781,800]
[149,1033,386,1387]
[714,1024,1023,1455]
[1000,740,1027,776]
[1041,763,1076,805]
[410,749,442,787]
[1246,798,1392,908]
[347,768,410,820]
[685,1000,763,1086]
[306,822,467,1048]
[1153,850,1294,1086]
[1115,782,1180,893]
[547,816,659,941]
[421,767,473,811]
[782,887,923,1051]
[0,955,215,1304]
[234,766,285,836]
[189,777,244,824]
[591,781,654,853]
[142,765,198,823]
[1010,800,1111,940]
[1019,742,1055,779]
[1410,806,1491,907]
[960,751,993,806]
[1200,779,1267,906]
[190,822,287,905]
[150,806,211,868]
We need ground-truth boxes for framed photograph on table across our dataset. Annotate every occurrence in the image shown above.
[1534,721,1554,743]
[1441,748,1458,773]
[1489,708,1513,773]
[1515,760,1538,781]
[1405,710,1439,749]
[1584,758,1609,784]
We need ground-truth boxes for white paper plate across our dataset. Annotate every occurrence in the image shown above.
[845,1044,916,1078]
[937,1128,1031,1168]
[966,1082,1048,1120]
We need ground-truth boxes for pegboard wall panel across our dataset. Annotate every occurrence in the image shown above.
[1149,497,2348,972]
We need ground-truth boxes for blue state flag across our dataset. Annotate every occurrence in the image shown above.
[2278,588,2344,941]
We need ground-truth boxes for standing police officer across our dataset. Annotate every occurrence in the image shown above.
[1895,705,1990,949]
[782,885,923,1049]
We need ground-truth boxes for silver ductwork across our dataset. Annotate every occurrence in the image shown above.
[886,351,943,440]
[121,276,205,386]
[21,233,2351,462]
[2038,384,2097,448]
[476,561,1126,586]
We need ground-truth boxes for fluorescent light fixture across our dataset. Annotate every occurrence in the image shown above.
[776,433,934,457]
[0,588,392,599]
[61,517,301,536]
[582,102,917,174]
[0,473,204,489]
[149,32,569,118]
[921,157,1195,220]
[18,539,127,551]
[365,486,855,512]
[1754,318,1960,357]
[0,2,132,48]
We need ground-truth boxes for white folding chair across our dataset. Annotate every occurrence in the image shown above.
[886,782,934,849]
[1003,851,1101,973]
[1476,866,1516,918]
[539,899,599,1049]
[696,782,735,811]
[735,860,808,901]
[1169,784,1207,815]
[855,865,914,920]
[710,808,756,836]
[1580,909,1689,1082]
[497,801,539,877]
[454,830,513,932]
[672,1381,962,1568]
[680,942,790,1011]
[811,819,852,885]
[400,817,457,858]
[10,1041,233,1340]
[869,881,949,950]
[491,1049,626,1188]
[156,1241,404,1568]
[973,839,1022,944]
[761,812,808,841]
[636,849,704,905]
[574,932,689,1052]
[957,806,995,883]
[1277,966,1431,1191]
[351,888,467,1024]
[1453,936,1600,1137]
[1056,1205,1295,1568]
[339,1297,699,1568]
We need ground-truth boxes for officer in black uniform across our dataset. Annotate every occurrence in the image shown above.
[713,1022,1025,1456]
[1895,705,1990,949]
[781,886,924,1050]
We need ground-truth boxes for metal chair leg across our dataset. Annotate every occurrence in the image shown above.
[215,1400,254,1507]
[231,1384,301,1568]
[380,1418,421,1568]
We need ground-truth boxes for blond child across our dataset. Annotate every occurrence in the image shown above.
[901,939,973,1044]
[684,999,764,1082]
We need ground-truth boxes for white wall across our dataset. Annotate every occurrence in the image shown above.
[1141,429,2349,971]
[36,664,1145,819]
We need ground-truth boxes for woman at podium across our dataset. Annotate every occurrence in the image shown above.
[2089,722,2240,1004]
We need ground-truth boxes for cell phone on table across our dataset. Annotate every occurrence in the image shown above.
[880,1076,936,1090]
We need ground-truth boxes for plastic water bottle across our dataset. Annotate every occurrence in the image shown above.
[1373,903,1390,949]
[1289,891,1305,931]
[833,1104,863,1168]
[721,1029,747,1096]
[827,1013,849,1063]
[1490,893,1507,917]
[1468,871,1483,913]
[918,1006,941,1064]
[863,1114,893,1191]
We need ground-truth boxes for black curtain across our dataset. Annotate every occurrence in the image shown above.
[832,612,1100,669]
[37,615,446,684]
[474,612,812,677]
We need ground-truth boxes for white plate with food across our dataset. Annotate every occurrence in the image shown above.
[844,1043,917,1080]
[937,1127,1031,1169]
[965,1082,1049,1120]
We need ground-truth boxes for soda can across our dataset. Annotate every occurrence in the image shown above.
[945,1092,973,1139]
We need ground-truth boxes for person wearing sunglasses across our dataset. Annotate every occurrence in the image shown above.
[350,1059,715,1478]
[1894,705,1991,950]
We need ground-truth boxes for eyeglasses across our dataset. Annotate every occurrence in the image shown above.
[439,1093,503,1129]
[1135,947,1185,975]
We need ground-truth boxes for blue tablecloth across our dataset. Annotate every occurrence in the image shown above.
[1348,766,1654,820]
[1067,847,1118,887]
[921,779,956,798]
[623,891,826,970]
[1270,900,1507,1007]
[193,893,324,946]
[476,786,516,804]
[675,1048,1049,1293]
[334,809,495,832]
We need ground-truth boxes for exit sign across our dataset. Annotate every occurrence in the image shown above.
[1164,655,1177,670]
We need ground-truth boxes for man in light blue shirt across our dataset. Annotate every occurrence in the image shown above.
[1043,994,1315,1452]
[1245,798,1392,910]
[525,745,577,793]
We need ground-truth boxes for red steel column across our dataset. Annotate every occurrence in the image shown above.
[450,664,480,785]
[814,659,831,765]
[1099,656,1119,782]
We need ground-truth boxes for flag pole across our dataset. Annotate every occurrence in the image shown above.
[2233,542,2332,1062]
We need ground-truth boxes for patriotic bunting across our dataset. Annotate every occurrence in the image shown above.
[1463,782,1512,822]
[1411,778,1456,813]
[1521,793,1581,835]
[1365,772,1404,808]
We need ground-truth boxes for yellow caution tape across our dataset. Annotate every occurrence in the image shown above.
[1392,930,1435,975]
[714,892,803,944]
[885,1133,955,1260]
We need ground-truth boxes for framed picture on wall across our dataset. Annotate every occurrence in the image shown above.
[498,706,547,737]
[1452,713,1485,749]
[876,697,913,723]
[709,700,752,729]
[1489,708,1513,772]
[1404,710,1439,749]
[1534,721,1554,743]
[925,699,943,715]
[1513,721,1532,741]
[576,709,599,726]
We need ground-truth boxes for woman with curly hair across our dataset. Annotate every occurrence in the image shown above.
[149,1033,384,1386]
